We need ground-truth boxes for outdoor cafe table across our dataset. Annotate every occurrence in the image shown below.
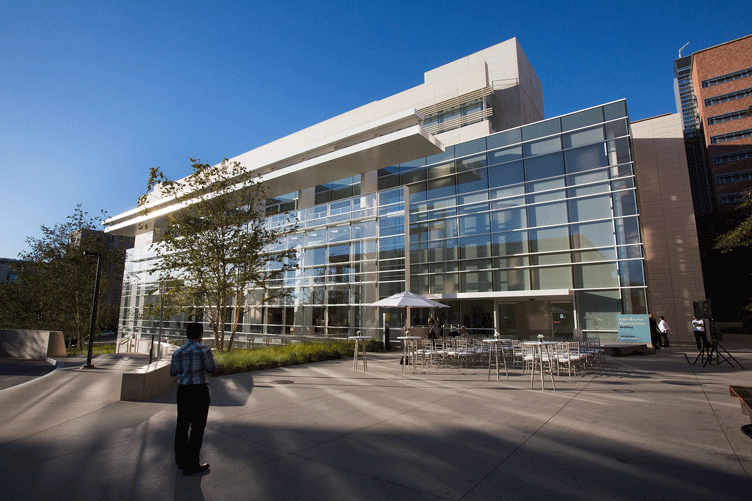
[482,338,510,382]
[348,335,371,372]
[522,341,558,391]
[396,336,420,373]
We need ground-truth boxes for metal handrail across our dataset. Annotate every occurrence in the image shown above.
[118,333,137,353]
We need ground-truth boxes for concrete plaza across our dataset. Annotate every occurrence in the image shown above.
[0,343,751,500]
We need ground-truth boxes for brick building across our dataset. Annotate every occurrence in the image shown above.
[690,34,752,209]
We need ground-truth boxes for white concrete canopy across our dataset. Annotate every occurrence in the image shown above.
[104,109,444,236]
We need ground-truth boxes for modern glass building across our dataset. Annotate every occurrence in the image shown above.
[115,100,645,344]
[107,39,703,345]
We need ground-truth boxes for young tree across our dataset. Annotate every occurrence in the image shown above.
[139,158,298,351]
[1,206,126,349]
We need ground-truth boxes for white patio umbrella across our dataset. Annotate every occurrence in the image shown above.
[369,291,449,309]
[370,291,449,333]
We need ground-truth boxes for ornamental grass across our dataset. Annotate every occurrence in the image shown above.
[212,340,384,376]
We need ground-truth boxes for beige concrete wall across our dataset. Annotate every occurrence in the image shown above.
[120,360,176,401]
[631,114,706,344]
[0,329,65,359]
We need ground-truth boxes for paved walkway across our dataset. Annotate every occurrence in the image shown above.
[0,358,57,390]
[0,344,750,500]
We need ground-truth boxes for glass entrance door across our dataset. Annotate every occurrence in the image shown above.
[496,299,575,339]
[551,302,575,339]
[497,303,517,337]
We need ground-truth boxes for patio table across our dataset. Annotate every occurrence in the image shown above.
[348,335,371,372]
[396,336,420,373]
[522,341,557,391]
[482,338,510,381]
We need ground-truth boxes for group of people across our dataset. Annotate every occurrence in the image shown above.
[648,312,712,351]
[648,313,671,349]
[427,317,470,339]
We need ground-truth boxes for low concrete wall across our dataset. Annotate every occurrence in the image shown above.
[0,329,66,359]
[120,360,176,401]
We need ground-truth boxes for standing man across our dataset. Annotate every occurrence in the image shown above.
[648,313,661,349]
[170,322,217,476]
[658,316,671,348]
[692,315,711,350]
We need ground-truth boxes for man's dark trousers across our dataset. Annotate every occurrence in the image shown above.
[175,384,210,469]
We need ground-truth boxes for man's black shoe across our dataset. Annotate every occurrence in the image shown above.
[183,463,210,476]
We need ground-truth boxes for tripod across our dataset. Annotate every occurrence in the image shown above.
[693,339,745,369]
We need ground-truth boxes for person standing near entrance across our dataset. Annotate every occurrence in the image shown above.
[692,315,711,350]
[658,316,670,348]
[648,313,661,349]
[170,322,217,476]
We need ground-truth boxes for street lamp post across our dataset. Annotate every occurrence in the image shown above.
[157,281,165,360]
[82,251,101,369]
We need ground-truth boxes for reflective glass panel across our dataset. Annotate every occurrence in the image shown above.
[612,190,637,217]
[492,231,527,256]
[496,269,530,291]
[525,153,565,181]
[615,216,640,245]
[565,143,609,173]
[427,161,455,178]
[532,252,571,266]
[619,259,646,287]
[561,108,604,132]
[527,201,568,227]
[524,136,562,157]
[457,168,488,194]
[461,235,492,259]
[488,146,522,165]
[573,262,618,288]
[328,225,350,243]
[459,213,490,236]
[306,230,326,246]
[577,290,622,332]
[491,208,527,232]
[530,226,570,252]
[571,220,616,248]
[532,266,572,289]
[487,128,521,149]
[522,118,561,141]
[489,161,524,188]
[568,195,612,222]
[425,177,455,200]
[430,271,458,295]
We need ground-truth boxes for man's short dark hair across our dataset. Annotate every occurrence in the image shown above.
[186,322,203,340]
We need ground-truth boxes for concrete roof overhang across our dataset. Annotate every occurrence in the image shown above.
[259,123,443,200]
[432,290,575,301]
[105,109,444,236]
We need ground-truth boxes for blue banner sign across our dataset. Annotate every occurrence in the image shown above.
[617,314,651,344]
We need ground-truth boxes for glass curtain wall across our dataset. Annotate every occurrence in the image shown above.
[119,100,646,343]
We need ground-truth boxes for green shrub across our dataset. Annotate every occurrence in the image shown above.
[212,340,375,376]
[65,342,116,357]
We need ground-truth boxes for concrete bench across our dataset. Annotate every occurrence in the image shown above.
[120,360,176,401]
[729,385,752,439]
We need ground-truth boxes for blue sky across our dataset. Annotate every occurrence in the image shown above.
[2,0,751,258]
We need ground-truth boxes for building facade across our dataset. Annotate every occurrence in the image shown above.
[675,34,752,211]
[106,39,705,344]
[674,55,700,137]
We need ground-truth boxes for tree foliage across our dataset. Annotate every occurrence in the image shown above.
[714,192,752,313]
[138,158,298,351]
[0,206,125,348]
[715,192,752,252]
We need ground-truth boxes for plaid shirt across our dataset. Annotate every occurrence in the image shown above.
[170,340,217,385]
